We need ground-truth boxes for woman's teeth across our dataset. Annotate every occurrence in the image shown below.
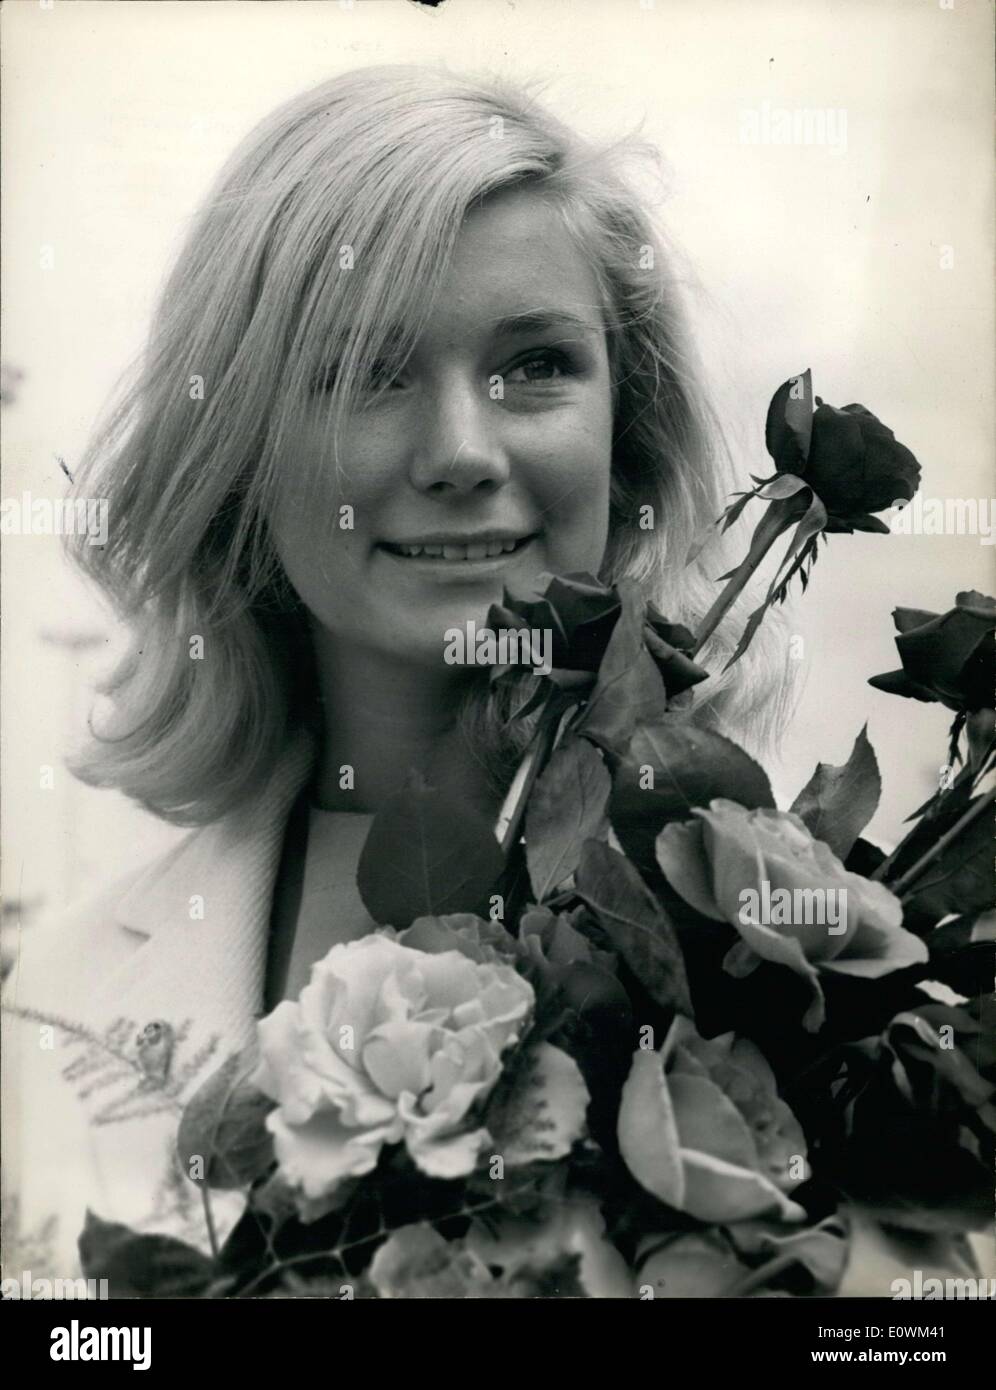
[393,538,523,560]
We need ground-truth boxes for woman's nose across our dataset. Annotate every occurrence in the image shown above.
[408,377,510,495]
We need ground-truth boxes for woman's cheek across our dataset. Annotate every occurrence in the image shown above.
[540,456,611,570]
[269,489,365,625]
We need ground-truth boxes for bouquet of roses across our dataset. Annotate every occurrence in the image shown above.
[78,371,995,1298]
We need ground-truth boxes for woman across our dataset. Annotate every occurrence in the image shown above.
[2,65,787,1282]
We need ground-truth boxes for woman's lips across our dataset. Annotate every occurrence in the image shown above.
[379,534,536,563]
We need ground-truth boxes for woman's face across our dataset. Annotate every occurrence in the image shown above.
[270,186,614,672]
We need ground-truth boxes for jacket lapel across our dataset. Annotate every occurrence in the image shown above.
[76,729,316,1248]
[103,728,315,1051]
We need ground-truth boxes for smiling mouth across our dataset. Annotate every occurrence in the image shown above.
[379,535,536,562]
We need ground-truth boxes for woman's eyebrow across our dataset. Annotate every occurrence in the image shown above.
[489,309,602,339]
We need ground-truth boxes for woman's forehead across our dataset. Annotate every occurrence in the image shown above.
[398,194,606,350]
[300,184,609,378]
[450,188,598,290]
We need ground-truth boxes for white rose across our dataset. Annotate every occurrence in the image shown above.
[252,934,533,1201]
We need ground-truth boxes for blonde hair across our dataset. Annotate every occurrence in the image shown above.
[67,64,793,825]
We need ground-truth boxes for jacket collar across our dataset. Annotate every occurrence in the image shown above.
[95,728,316,1061]
[112,728,315,940]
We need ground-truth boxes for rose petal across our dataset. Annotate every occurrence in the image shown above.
[727,914,826,1031]
[265,1108,398,1201]
[618,1050,685,1209]
[369,1224,495,1298]
[655,821,725,920]
[253,1003,321,1117]
[406,1124,489,1179]
[681,1149,807,1224]
[361,1020,436,1099]
[700,812,769,924]
[714,1059,809,1191]
[822,917,928,977]
[305,935,409,1055]
[422,1033,499,1109]
[727,1214,849,1292]
[668,1072,761,1172]
[723,940,762,978]
[407,950,483,1013]
[485,1042,589,1166]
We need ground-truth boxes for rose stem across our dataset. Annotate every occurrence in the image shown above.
[200,1187,219,1260]
[494,690,564,855]
[884,786,995,900]
[870,735,995,884]
[691,500,798,657]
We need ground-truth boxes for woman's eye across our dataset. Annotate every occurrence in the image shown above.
[311,361,404,396]
[366,360,404,390]
[504,350,572,385]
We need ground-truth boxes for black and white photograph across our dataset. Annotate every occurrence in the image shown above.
[1,0,993,1338]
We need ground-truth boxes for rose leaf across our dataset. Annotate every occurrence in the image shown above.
[357,771,507,927]
[926,911,996,997]
[930,910,996,954]
[575,839,693,1017]
[176,1047,275,1191]
[525,736,611,901]
[78,1210,215,1297]
[610,718,775,873]
[889,794,995,923]
[789,724,881,861]
[575,581,668,758]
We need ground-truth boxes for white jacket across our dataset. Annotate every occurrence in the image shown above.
[1,730,314,1282]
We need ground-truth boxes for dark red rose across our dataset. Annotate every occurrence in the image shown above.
[487,572,708,700]
[766,369,921,533]
[869,591,995,714]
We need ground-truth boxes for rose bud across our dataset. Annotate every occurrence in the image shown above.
[618,1017,808,1224]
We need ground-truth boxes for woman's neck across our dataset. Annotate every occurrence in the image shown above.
[308,624,487,815]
